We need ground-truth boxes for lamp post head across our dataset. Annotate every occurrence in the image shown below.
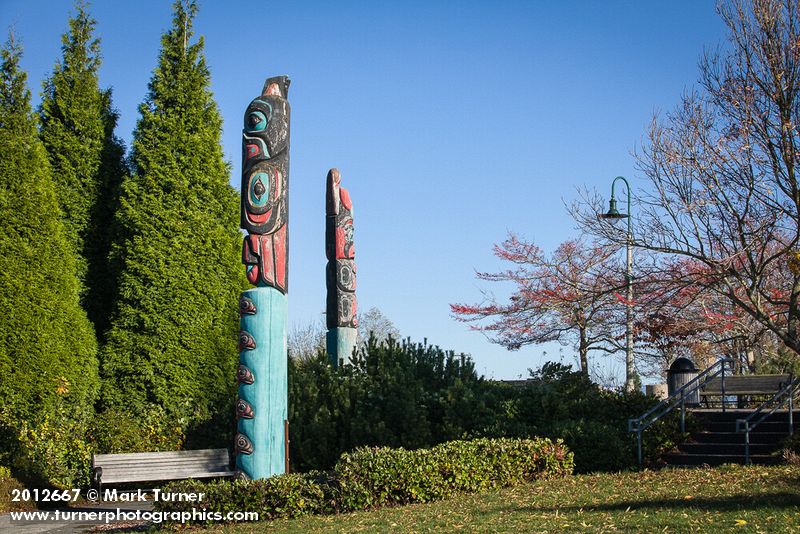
[599,196,628,220]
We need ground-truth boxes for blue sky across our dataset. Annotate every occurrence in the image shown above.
[2,1,727,380]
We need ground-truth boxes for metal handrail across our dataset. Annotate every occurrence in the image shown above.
[736,376,799,465]
[628,358,734,467]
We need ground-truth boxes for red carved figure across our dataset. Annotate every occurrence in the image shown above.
[241,76,291,292]
[326,169,357,329]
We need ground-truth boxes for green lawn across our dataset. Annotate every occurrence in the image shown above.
[159,465,800,533]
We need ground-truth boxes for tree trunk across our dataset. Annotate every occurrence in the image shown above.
[579,328,589,376]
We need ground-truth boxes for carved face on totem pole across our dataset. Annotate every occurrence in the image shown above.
[326,168,357,329]
[241,76,291,292]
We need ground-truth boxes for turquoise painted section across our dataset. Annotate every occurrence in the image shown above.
[237,286,288,479]
[246,110,268,131]
[249,172,271,208]
[327,327,358,367]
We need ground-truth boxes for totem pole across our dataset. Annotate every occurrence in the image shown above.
[326,168,357,367]
[235,76,290,479]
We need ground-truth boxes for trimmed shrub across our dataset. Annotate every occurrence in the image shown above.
[334,437,573,511]
[156,437,573,524]
[156,474,329,524]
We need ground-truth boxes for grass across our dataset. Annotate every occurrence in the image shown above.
[158,464,800,533]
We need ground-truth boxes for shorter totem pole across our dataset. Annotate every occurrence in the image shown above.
[326,168,357,367]
[235,76,290,479]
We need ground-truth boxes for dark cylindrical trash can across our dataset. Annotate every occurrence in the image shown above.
[667,357,699,405]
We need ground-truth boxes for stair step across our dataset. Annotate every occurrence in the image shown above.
[691,431,788,444]
[691,410,800,423]
[662,452,781,466]
[656,408,796,468]
[678,442,779,455]
[704,421,789,433]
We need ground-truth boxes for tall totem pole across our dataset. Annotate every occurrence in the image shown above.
[326,168,357,367]
[236,76,290,479]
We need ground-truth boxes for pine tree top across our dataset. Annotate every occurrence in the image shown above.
[55,1,101,81]
[40,1,104,132]
[131,0,227,192]
[0,33,34,133]
[138,0,212,123]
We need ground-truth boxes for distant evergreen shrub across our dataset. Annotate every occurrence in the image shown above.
[290,345,671,473]
[288,337,499,471]
[99,0,244,436]
[483,362,676,471]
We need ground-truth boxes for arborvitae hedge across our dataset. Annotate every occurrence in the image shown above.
[99,1,244,434]
[39,2,127,334]
[0,36,98,426]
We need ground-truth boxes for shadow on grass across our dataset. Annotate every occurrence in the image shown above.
[513,492,800,515]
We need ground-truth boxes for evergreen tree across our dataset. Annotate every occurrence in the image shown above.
[100,1,245,434]
[39,1,127,335]
[0,34,98,425]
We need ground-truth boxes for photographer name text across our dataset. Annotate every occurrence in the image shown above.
[103,489,204,502]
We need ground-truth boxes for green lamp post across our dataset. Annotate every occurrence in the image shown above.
[599,176,635,392]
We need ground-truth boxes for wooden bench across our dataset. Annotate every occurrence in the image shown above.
[699,374,792,407]
[92,449,235,490]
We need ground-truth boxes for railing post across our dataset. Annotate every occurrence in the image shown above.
[680,389,686,433]
[744,422,751,465]
[637,428,643,468]
[721,362,726,413]
[790,391,794,436]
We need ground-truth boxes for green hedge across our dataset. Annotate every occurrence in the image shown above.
[156,437,572,524]
[334,437,572,511]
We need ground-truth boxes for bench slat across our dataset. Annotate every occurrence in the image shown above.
[93,448,235,485]
[700,375,790,395]
[102,469,235,484]
[94,449,228,464]
[101,465,232,475]
[98,457,229,465]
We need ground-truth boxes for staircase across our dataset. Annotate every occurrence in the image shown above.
[662,409,796,466]
[629,360,799,467]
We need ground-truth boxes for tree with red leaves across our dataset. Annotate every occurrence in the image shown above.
[633,258,774,374]
[574,0,800,365]
[451,234,623,375]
